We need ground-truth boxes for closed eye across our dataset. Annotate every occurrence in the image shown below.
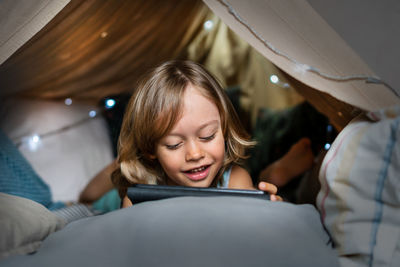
[200,133,216,141]
[165,143,182,150]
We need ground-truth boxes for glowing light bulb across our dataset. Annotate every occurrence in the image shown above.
[89,110,97,117]
[28,134,41,151]
[270,75,279,84]
[324,143,331,150]
[65,98,72,105]
[105,98,116,109]
[32,135,40,143]
[204,20,214,30]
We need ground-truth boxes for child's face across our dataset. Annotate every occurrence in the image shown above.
[154,84,225,187]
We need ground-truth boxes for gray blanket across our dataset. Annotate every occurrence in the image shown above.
[1,197,339,267]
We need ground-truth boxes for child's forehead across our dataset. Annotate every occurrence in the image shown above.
[153,83,224,138]
[182,83,215,103]
[166,87,219,131]
[182,84,218,109]
[183,83,206,95]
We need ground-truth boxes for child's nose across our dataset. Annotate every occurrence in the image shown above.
[185,141,204,161]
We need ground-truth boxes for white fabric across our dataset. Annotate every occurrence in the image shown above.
[203,0,400,111]
[317,106,400,267]
[0,193,66,259]
[0,98,114,202]
[0,0,70,67]
[306,0,400,97]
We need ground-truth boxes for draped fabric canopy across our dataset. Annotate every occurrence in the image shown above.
[1,0,399,129]
[204,0,400,112]
[0,0,207,101]
[0,0,70,66]
[0,0,307,127]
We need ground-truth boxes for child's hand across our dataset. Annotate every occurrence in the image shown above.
[258,181,283,201]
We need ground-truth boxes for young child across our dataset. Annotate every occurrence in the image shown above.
[112,60,281,207]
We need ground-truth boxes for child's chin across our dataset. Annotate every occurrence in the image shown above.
[167,176,212,188]
[185,178,213,188]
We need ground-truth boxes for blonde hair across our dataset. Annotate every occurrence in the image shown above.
[112,60,255,197]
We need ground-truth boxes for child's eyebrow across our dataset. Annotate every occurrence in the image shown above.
[197,119,220,130]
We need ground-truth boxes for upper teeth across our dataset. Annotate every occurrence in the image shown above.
[189,166,206,173]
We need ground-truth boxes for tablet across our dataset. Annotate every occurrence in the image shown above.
[126,184,270,204]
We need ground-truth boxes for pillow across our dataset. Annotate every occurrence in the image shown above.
[317,106,400,267]
[0,193,66,260]
[1,197,339,267]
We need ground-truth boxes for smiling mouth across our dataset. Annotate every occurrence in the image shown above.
[185,165,209,173]
[183,165,211,181]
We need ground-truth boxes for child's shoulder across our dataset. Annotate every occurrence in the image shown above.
[228,165,254,190]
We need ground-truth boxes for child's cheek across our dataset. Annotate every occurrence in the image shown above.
[212,135,225,163]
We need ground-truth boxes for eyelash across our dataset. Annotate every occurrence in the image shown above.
[165,133,216,150]
[200,133,216,141]
[166,143,181,150]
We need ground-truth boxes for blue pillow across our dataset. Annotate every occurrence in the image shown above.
[0,130,64,210]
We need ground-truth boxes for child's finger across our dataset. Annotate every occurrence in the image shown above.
[258,181,277,194]
[270,194,283,202]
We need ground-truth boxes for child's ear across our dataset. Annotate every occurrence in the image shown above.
[149,154,156,160]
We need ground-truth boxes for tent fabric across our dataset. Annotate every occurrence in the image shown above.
[0,0,208,100]
[307,0,400,97]
[0,0,304,128]
[203,0,400,111]
[1,0,399,123]
[186,13,304,125]
[0,0,70,66]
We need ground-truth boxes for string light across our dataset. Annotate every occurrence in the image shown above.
[218,0,399,97]
[15,106,101,149]
[204,20,214,30]
[26,134,41,151]
[324,124,334,150]
[31,135,40,143]
[270,75,279,84]
[14,94,119,150]
[100,31,108,38]
[64,98,72,105]
[89,110,97,117]
[105,98,116,109]
[324,143,331,150]
[268,74,290,88]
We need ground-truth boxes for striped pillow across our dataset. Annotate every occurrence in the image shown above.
[317,106,400,267]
